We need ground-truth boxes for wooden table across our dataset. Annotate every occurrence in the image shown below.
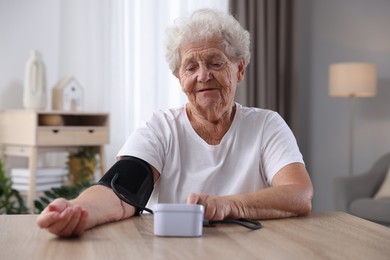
[0,212,389,260]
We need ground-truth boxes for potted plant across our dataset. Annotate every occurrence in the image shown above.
[0,159,28,214]
[34,147,97,213]
[67,147,98,186]
[34,182,92,213]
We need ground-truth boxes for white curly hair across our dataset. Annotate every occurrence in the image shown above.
[165,8,251,73]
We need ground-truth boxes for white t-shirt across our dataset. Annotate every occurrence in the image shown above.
[117,103,304,206]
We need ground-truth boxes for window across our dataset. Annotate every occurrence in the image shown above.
[59,0,228,166]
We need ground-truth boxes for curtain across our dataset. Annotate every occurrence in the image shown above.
[58,0,229,168]
[229,0,297,127]
[105,0,229,166]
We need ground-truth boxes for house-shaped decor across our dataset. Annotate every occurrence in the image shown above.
[52,76,84,111]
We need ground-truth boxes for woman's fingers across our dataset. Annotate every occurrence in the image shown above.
[187,193,228,220]
[46,207,74,235]
[47,198,71,213]
[36,210,61,228]
[36,199,88,237]
[72,208,88,236]
[186,193,203,204]
[57,206,83,237]
[36,198,70,229]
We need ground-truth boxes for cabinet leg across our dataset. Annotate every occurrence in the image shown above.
[98,146,106,178]
[28,148,37,213]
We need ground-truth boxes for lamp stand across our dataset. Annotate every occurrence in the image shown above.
[348,95,355,176]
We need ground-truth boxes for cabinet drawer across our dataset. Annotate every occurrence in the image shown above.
[3,145,32,156]
[37,127,109,146]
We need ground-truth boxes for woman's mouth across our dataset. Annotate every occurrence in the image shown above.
[198,88,216,92]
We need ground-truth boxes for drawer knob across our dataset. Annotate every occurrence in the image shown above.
[88,129,95,133]
[52,129,59,133]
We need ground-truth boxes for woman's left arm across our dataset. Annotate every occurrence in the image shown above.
[187,163,313,220]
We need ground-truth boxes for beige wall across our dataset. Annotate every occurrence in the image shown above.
[0,0,60,110]
[297,0,390,211]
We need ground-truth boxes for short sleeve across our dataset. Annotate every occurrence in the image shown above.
[116,112,170,173]
[260,112,304,184]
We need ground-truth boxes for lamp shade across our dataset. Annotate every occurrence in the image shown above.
[329,62,377,97]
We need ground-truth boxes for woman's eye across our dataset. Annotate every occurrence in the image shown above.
[210,62,224,69]
[185,65,196,72]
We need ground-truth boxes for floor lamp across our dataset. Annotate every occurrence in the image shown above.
[329,62,377,176]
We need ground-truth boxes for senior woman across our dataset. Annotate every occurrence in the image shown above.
[37,8,313,237]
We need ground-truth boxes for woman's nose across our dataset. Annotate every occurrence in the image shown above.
[196,66,212,82]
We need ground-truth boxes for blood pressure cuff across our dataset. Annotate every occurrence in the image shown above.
[97,156,154,215]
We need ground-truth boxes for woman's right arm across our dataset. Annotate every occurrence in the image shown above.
[36,185,137,237]
[36,165,160,237]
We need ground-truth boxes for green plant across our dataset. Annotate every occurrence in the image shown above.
[34,181,92,213]
[67,147,98,186]
[0,159,29,214]
[69,146,98,160]
[34,147,98,213]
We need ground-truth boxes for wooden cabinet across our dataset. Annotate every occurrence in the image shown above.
[0,110,109,211]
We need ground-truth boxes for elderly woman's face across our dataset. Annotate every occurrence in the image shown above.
[176,37,244,115]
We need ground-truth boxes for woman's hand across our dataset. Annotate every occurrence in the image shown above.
[36,198,88,237]
[187,193,232,220]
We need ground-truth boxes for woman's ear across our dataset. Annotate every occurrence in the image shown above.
[237,59,245,82]
[173,69,184,87]
[173,69,179,79]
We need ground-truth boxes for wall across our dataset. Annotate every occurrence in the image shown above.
[0,0,111,169]
[0,0,60,109]
[298,0,390,211]
[0,0,108,111]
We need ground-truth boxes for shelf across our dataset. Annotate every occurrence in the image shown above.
[0,109,109,212]
[0,110,109,146]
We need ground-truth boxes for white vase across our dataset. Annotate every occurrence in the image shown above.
[23,50,47,110]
